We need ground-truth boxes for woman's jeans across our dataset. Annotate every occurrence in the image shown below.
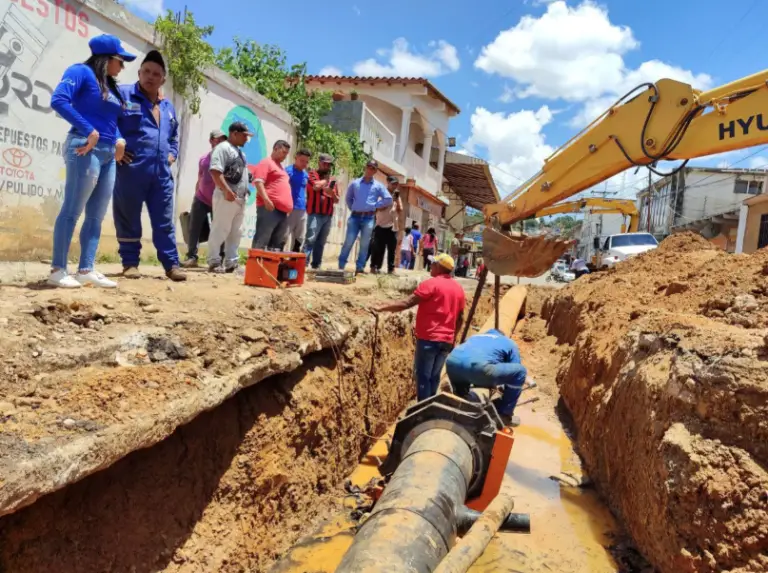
[52,135,116,271]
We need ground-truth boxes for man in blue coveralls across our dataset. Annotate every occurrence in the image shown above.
[114,50,186,282]
[445,329,528,427]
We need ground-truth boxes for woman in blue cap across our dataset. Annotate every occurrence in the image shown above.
[48,34,136,288]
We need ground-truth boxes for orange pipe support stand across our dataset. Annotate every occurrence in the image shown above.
[466,427,515,512]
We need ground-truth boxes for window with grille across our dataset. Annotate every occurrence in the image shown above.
[734,180,763,195]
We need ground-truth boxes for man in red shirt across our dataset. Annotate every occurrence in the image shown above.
[375,253,466,401]
[250,140,293,250]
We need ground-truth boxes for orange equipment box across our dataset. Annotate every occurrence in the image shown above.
[245,249,306,289]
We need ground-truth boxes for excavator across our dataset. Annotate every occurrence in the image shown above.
[534,197,639,234]
[482,69,768,277]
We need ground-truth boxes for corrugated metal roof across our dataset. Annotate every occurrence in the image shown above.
[442,151,500,210]
[305,75,460,115]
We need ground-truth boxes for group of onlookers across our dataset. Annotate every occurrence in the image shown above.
[47,32,458,287]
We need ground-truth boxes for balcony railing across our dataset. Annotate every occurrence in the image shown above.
[424,165,442,195]
[360,106,396,163]
[405,148,426,179]
[404,149,442,195]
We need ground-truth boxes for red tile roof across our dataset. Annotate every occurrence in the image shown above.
[304,75,461,115]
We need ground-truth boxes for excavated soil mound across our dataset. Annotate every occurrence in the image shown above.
[542,232,768,573]
[0,314,415,573]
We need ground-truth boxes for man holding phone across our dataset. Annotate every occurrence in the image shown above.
[370,175,403,274]
[304,153,339,269]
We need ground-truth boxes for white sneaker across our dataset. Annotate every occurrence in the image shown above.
[48,269,81,289]
[75,271,117,288]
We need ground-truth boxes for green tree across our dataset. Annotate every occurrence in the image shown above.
[215,39,369,175]
[154,10,216,115]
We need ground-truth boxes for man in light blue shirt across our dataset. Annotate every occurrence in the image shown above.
[340,159,392,273]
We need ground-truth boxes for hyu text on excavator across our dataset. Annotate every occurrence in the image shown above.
[481,69,768,277]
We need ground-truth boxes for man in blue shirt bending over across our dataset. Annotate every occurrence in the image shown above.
[340,159,392,274]
[445,329,528,427]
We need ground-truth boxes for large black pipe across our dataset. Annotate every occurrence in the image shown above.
[335,429,473,573]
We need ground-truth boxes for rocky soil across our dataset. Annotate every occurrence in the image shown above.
[0,311,416,572]
[0,268,423,519]
[542,233,768,573]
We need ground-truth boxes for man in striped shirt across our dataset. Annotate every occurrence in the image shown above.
[303,153,339,269]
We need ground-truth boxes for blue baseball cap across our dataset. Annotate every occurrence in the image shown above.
[88,34,137,62]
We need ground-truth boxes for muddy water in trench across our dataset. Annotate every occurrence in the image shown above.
[275,406,621,573]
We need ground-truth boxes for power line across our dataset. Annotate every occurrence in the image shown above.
[703,0,761,64]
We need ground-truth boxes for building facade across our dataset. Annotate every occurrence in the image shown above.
[305,75,465,267]
[636,167,768,252]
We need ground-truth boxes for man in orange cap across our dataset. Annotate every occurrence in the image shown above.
[375,253,466,401]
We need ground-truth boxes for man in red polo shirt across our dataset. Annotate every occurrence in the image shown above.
[375,253,466,401]
[251,140,293,250]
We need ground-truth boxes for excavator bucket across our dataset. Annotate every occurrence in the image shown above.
[482,228,574,278]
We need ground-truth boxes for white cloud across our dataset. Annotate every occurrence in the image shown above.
[476,1,637,101]
[475,1,711,128]
[318,66,342,76]
[353,38,460,77]
[122,0,164,17]
[498,85,515,103]
[352,5,361,15]
[465,106,555,197]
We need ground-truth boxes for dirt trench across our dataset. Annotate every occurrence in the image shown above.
[541,233,768,573]
[0,313,415,573]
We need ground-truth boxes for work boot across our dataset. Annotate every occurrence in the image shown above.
[166,266,187,282]
[492,398,521,427]
[122,266,141,279]
[499,414,521,428]
[181,258,198,269]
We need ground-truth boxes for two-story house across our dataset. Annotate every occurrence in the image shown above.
[305,75,461,262]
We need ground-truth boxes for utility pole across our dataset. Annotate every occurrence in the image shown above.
[646,168,653,232]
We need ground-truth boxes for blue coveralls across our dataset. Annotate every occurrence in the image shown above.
[113,83,180,271]
[445,329,527,416]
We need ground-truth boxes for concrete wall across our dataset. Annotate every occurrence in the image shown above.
[0,0,295,262]
[743,201,768,254]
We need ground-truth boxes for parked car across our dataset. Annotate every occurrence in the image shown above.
[548,261,575,283]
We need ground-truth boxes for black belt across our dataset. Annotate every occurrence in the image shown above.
[352,210,375,216]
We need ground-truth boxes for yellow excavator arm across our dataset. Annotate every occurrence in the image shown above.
[534,198,639,233]
[482,69,768,277]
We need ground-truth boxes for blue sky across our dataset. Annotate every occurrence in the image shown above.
[123,0,767,198]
